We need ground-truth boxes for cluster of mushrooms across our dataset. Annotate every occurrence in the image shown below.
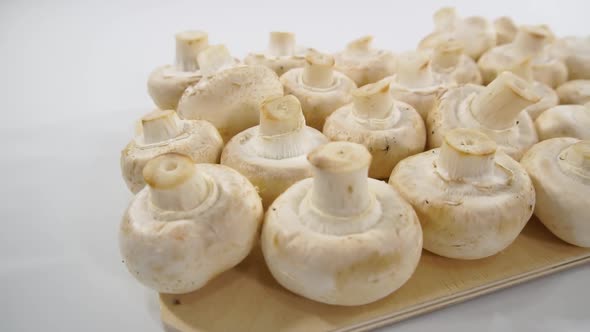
[119,7,590,306]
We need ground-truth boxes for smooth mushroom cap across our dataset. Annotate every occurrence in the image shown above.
[494,16,518,45]
[390,128,535,259]
[556,80,590,105]
[121,110,223,193]
[535,105,590,140]
[120,153,263,293]
[323,80,426,179]
[427,72,540,160]
[333,35,396,86]
[261,141,422,305]
[280,51,357,131]
[221,95,328,208]
[147,31,209,110]
[243,31,308,76]
[521,138,590,247]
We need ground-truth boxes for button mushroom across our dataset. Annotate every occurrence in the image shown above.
[419,7,496,60]
[120,153,263,293]
[280,51,356,130]
[120,110,223,193]
[221,95,328,208]
[556,80,590,105]
[535,105,590,140]
[323,80,426,179]
[521,138,590,247]
[478,25,568,88]
[549,36,590,80]
[261,141,423,305]
[177,45,284,142]
[428,39,483,85]
[390,128,535,259]
[494,16,518,45]
[147,31,209,110]
[333,35,396,87]
[427,72,540,160]
[244,32,308,77]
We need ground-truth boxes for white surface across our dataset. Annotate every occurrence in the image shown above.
[1,0,589,331]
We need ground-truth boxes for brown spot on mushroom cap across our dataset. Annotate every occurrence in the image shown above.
[307,141,372,173]
[443,128,497,156]
[143,153,195,190]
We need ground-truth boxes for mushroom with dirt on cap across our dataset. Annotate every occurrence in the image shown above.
[535,105,590,141]
[390,128,536,259]
[119,152,263,294]
[120,109,223,193]
[244,32,309,76]
[221,95,328,208]
[262,141,423,305]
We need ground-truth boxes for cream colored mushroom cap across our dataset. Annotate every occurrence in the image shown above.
[535,105,590,141]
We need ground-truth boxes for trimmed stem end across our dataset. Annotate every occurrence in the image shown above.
[259,95,305,136]
[269,31,296,56]
[302,51,335,88]
[438,128,497,180]
[175,30,209,72]
[352,80,394,120]
[141,110,182,144]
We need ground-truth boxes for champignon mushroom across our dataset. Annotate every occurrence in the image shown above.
[427,72,540,160]
[535,105,590,140]
[333,35,396,86]
[390,128,535,259]
[556,80,590,105]
[521,138,590,247]
[419,7,496,60]
[494,16,518,45]
[221,95,328,208]
[261,141,422,305]
[120,153,263,293]
[478,25,567,88]
[280,51,356,130]
[323,80,426,179]
[121,110,223,193]
[428,39,483,85]
[177,45,284,142]
[147,31,209,110]
[549,36,590,80]
[244,32,308,76]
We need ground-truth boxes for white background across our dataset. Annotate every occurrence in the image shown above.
[1,0,589,331]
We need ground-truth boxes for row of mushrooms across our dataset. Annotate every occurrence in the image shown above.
[119,7,590,306]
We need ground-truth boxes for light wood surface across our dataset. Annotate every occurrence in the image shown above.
[160,218,590,332]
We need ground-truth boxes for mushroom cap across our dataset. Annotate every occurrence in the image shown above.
[220,125,328,208]
[121,114,223,193]
[494,16,518,45]
[535,105,590,140]
[333,36,396,86]
[147,66,202,110]
[244,53,308,77]
[427,84,538,160]
[428,40,483,85]
[120,161,263,294]
[261,178,422,306]
[323,99,426,179]
[280,67,356,131]
[176,65,284,142]
[390,139,535,259]
[525,81,559,120]
[521,138,590,247]
[549,36,590,80]
[556,80,590,105]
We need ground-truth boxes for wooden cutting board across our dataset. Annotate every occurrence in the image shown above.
[160,218,590,332]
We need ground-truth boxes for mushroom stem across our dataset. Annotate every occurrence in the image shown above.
[433,7,458,30]
[352,80,395,120]
[269,31,296,56]
[471,72,539,130]
[175,31,209,72]
[431,41,462,70]
[346,36,373,53]
[563,141,590,177]
[197,45,236,77]
[302,52,335,88]
[437,128,497,180]
[307,142,372,217]
[513,26,550,55]
[395,53,434,88]
[143,154,209,211]
[506,57,534,82]
[141,110,182,144]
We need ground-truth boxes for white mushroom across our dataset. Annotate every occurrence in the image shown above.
[556,80,590,105]
[120,153,263,294]
[244,32,308,76]
[323,80,426,179]
[494,16,518,45]
[147,31,209,110]
[521,138,590,247]
[535,105,590,140]
[419,7,496,60]
[261,141,422,305]
[221,95,328,208]
[549,36,590,80]
[177,45,284,142]
[280,51,357,130]
[121,110,223,193]
[478,25,568,88]
[428,39,483,85]
[390,128,535,259]
[333,36,396,86]
[427,72,540,160]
